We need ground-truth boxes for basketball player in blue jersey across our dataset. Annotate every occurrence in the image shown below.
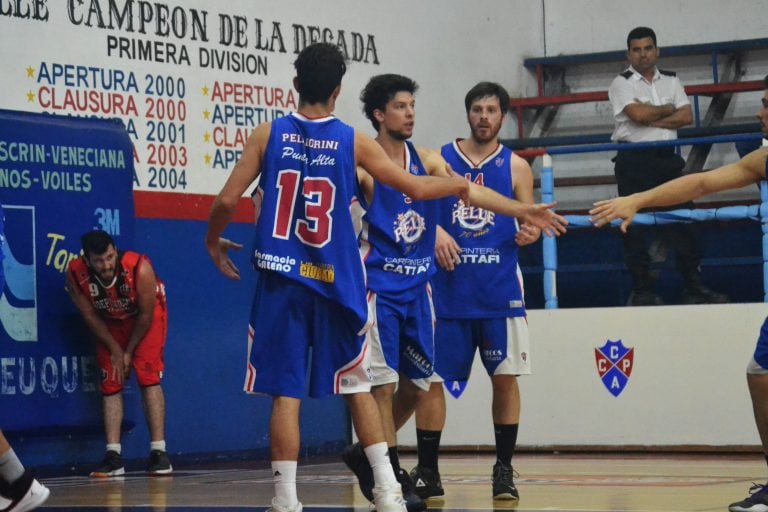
[341,74,435,512]
[344,76,562,508]
[206,44,568,512]
[406,82,542,502]
[592,76,768,512]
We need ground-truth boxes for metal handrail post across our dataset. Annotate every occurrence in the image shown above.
[541,154,558,309]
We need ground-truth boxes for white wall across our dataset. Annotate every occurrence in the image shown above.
[399,304,766,449]
[542,0,768,55]
[0,0,541,195]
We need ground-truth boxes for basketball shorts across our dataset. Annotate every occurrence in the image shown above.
[747,316,768,375]
[367,285,435,391]
[97,300,167,395]
[244,272,371,399]
[430,316,531,384]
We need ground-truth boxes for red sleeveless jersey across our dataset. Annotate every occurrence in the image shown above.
[68,251,165,321]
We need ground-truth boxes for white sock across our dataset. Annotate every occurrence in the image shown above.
[106,443,122,455]
[0,448,24,484]
[364,442,398,488]
[272,460,298,507]
[150,440,166,452]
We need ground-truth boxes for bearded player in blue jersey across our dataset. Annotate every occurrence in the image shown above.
[206,45,567,512]
[343,75,553,511]
[408,82,542,502]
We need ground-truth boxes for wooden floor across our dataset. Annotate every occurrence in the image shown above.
[36,452,768,511]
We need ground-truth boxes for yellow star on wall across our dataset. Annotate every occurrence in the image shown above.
[204,153,212,165]
[203,109,210,120]
[26,66,35,78]
[26,91,35,102]
[204,132,211,142]
[202,85,209,96]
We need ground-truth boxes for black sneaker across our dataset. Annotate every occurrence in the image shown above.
[396,468,426,512]
[627,290,664,306]
[409,465,445,499]
[0,469,50,512]
[729,482,768,511]
[342,443,374,502]
[90,450,125,478]
[681,285,729,304]
[492,461,518,500]
[148,449,173,475]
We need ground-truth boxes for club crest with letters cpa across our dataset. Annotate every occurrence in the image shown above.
[594,339,634,397]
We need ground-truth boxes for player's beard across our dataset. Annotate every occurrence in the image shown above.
[97,267,116,283]
[470,118,502,144]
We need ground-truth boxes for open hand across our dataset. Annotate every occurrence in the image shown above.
[589,197,638,233]
[206,237,244,280]
[522,202,567,237]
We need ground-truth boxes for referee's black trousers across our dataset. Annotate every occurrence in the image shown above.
[613,147,701,292]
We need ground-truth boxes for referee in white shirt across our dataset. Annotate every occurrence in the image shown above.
[608,26,728,306]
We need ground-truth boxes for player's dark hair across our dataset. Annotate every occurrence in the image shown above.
[627,26,657,49]
[293,42,347,105]
[81,230,115,256]
[464,82,510,116]
[764,74,768,87]
[360,74,419,131]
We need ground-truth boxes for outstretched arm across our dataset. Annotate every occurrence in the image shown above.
[355,132,469,202]
[420,147,567,237]
[590,148,768,232]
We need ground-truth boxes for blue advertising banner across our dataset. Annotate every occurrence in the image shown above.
[0,109,134,432]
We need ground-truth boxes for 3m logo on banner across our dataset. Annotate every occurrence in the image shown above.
[595,339,634,397]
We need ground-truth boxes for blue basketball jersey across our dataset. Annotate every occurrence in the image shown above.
[360,141,437,301]
[252,113,369,331]
[433,140,525,318]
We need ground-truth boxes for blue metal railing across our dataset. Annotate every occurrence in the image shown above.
[539,133,766,308]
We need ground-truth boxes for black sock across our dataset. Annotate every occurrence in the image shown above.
[416,428,442,471]
[494,423,519,467]
[388,446,401,474]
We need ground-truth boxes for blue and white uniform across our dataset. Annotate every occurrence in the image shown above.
[245,113,371,399]
[359,141,437,389]
[431,140,531,388]
[748,157,768,374]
